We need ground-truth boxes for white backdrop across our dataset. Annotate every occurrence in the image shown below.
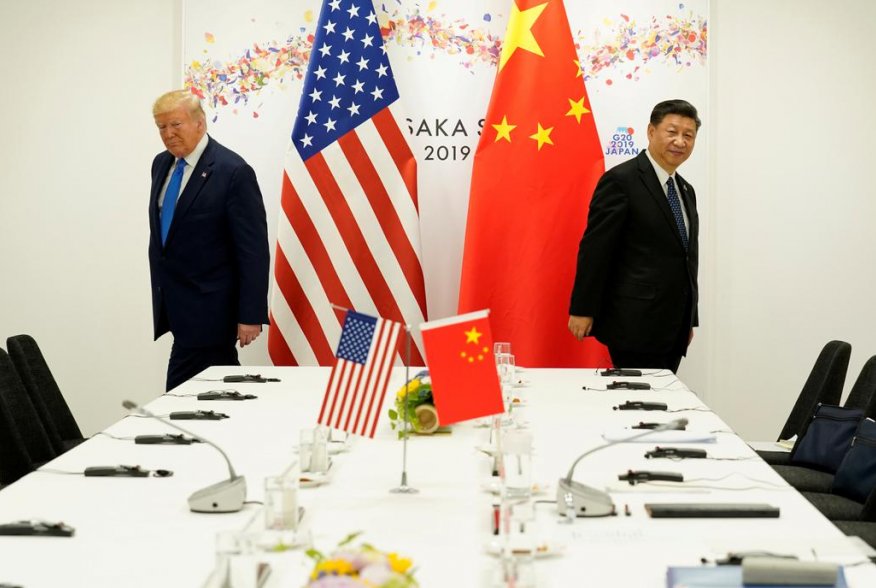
[182,0,709,321]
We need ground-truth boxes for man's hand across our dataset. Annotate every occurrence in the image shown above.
[237,324,262,348]
[568,315,594,341]
[689,329,695,345]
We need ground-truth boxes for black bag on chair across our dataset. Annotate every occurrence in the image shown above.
[789,404,863,472]
[832,418,876,503]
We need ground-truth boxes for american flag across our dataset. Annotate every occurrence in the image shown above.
[268,0,427,366]
[318,310,402,437]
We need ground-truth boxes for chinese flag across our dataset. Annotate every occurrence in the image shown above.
[458,0,611,367]
[420,310,504,425]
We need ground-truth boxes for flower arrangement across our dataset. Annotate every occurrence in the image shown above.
[304,532,418,588]
[387,370,440,435]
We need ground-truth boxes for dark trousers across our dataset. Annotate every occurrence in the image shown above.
[166,340,239,391]
[608,347,683,374]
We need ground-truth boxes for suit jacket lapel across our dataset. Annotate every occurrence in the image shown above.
[636,152,686,249]
[676,174,697,240]
[164,137,216,246]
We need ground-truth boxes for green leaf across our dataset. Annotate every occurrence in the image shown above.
[338,530,363,547]
[388,409,398,420]
[304,547,324,561]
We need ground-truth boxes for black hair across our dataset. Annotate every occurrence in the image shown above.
[650,99,701,130]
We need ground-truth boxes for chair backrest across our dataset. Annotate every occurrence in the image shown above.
[861,486,876,522]
[777,340,851,442]
[6,334,83,454]
[843,356,876,417]
[0,348,56,485]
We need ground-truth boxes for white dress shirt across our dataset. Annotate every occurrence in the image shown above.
[158,133,210,209]
[645,147,689,237]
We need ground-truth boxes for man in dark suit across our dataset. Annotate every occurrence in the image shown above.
[149,90,270,391]
[568,100,701,373]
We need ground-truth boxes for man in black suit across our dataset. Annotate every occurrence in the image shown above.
[149,90,270,390]
[568,100,701,373]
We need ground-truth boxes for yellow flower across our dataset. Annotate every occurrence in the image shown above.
[396,378,421,399]
[387,552,412,574]
[310,558,356,579]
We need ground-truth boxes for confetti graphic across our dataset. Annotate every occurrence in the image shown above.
[579,12,708,85]
[185,6,707,119]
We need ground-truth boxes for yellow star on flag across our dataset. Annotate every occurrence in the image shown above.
[498,2,549,71]
[492,115,517,142]
[574,59,584,77]
[529,123,554,150]
[566,96,591,123]
[464,326,483,344]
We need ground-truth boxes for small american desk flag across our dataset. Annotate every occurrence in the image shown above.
[318,309,402,437]
[268,0,427,368]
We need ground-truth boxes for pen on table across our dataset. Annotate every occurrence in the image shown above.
[492,502,500,535]
[624,503,631,516]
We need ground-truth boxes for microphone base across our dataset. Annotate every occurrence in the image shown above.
[188,476,247,513]
[557,477,616,517]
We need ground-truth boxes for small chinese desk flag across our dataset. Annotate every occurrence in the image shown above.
[420,310,504,425]
[318,309,402,438]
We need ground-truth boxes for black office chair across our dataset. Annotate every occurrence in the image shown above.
[802,486,876,523]
[843,356,876,411]
[758,340,851,465]
[0,348,57,485]
[6,334,84,454]
[773,356,876,492]
[832,520,876,552]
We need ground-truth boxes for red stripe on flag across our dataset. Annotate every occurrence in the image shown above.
[350,319,387,434]
[267,310,297,366]
[372,108,418,209]
[365,323,400,438]
[271,244,335,365]
[341,361,367,432]
[282,172,353,319]
[337,132,428,318]
[317,363,337,423]
[322,360,349,425]
[304,151,424,365]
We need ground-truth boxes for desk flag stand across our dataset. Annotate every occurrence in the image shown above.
[390,325,418,494]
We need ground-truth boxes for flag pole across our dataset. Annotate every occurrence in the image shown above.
[390,325,418,494]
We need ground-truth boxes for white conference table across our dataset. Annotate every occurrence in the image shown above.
[1,367,874,587]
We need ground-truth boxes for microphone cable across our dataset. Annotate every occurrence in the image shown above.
[632,472,792,492]
[95,432,136,441]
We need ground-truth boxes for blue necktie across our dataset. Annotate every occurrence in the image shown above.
[666,177,689,251]
[160,158,187,245]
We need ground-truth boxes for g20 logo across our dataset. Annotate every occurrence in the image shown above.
[605,126,640,156]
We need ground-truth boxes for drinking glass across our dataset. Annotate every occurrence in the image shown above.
[495,353,516,411]
[492,501,537,587]
[310,425,330,473]
[263,472,300,531]
[500,430,532,502]
[494,342,512,357]
[298,428,313,472]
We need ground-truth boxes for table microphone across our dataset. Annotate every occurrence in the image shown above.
[556,418,688,519]
[121,400,246,513]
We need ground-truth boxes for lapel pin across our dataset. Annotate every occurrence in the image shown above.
[201,171,208,178]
